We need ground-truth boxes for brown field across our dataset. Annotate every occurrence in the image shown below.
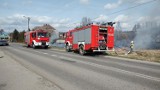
[107,48,160,63]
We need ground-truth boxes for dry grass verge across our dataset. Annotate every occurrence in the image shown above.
[107,49,160,63]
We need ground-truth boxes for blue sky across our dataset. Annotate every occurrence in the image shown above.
[0,0,159,32]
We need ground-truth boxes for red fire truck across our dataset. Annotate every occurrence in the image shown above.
[65,22,115,55]
[24,30,50,49]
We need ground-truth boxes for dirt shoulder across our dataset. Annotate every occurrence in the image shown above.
[107,49,160,63]
[50,46,160,63]
[0,49,60,90]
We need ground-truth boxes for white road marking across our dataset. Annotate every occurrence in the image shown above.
[32,50,41,53]
[43,53,48,55]
[47,50,160,73]
[9,46,160,82]
[60,56,160,82]
[51,54,57,57]
[104,56,160,66]
[81,61,160,82]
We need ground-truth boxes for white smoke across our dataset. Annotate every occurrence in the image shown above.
[134,21,160,49]
[133,0,160,49]
[49,31,59,44]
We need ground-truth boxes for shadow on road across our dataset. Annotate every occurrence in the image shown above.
[73,51,108,57]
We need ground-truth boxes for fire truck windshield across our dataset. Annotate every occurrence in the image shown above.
[38,32,47,37]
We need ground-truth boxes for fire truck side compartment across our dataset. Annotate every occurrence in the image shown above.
[73,28,91,44]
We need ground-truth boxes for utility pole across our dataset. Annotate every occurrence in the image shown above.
[23,16,30,31]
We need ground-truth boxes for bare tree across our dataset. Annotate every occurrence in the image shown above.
[81,17,92,26]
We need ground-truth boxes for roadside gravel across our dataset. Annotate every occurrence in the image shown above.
[0,48,60,90]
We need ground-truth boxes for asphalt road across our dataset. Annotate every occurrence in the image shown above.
[1,43,160,90]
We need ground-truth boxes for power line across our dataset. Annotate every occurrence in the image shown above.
[92,0,157,21]
[62,0,158,28]
[72,0,155,28]
[107,0,157,16]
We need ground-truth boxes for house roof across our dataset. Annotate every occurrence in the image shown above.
[32,24,56,33]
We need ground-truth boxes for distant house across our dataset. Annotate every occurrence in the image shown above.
[32,24,56,37]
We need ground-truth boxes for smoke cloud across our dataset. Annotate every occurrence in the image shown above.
[134,0,160,49]
[134,22,160,49]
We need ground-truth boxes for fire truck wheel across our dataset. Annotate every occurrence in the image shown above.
[66,45,71,52]
[79,45,85,55]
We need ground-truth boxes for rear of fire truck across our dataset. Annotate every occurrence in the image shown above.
[93,22,115,52]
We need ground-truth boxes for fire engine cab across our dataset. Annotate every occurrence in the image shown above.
[24,30,50,49]
[65,22,115,55]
